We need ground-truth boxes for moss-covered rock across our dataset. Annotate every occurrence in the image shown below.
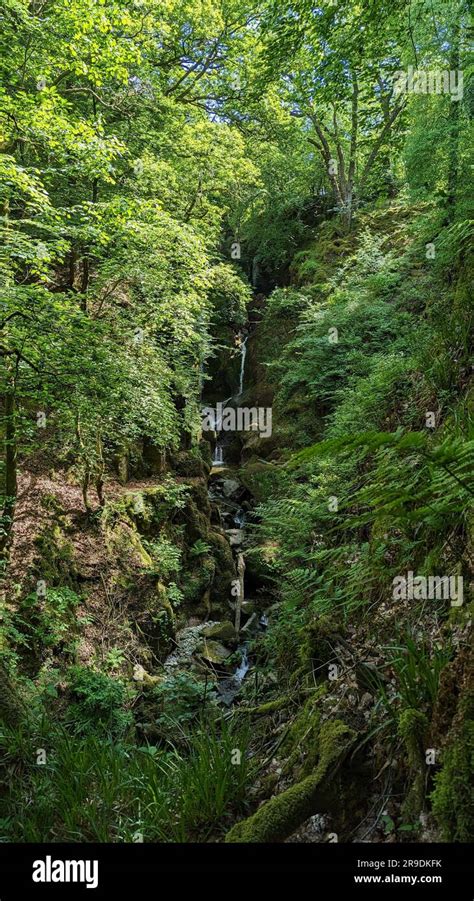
[398,708,429,824]
[114,439,151,483]
[225,719,356,843]
[202,621,238,645]
[430,645,474,842]
[181,556,215,609]
[177,487,211,543]
[207,530,236,613]
[431,699,474,841]
[171,449,209,479]
[132,663,163,687]
[33,524,77,587]
[106,483,190,537]
[238,462,276,503]
[135,582,176,659]
[198,439,213,473]
[280,688,326,779]
[105,520,152,576]
[240,431,281,463]
[197,638,233,665]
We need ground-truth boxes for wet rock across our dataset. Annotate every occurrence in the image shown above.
[222,479,241,498]
[225,528,245,546]
[216,678,241,706]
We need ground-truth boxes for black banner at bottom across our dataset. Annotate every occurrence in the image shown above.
[0,842,471,896]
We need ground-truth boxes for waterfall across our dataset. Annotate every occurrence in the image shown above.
[234,645,249,684]
[237,336,248,397]
[206,331,247,468]
[211,394,232,467]
[213,444,224,466]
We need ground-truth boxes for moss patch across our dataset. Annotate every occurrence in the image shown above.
[225,719,356,843]
[431,690,474,842]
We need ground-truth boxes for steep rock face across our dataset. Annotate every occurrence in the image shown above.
[101,470,237,623]
[5,439,239,685]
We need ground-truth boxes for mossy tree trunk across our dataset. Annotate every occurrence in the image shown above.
[225,720,356,843]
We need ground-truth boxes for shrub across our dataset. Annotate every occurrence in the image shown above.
[65,666,133,739]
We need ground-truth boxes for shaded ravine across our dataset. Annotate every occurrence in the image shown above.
[163,322,267,706]
[203,325,265,704]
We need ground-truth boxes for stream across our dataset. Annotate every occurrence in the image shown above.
[165,326,266,705]
[207,329,258,704]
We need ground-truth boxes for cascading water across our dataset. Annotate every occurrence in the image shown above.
[211,394,231,467]
[209,333,248,467]
[203,326,261,704]
[234,645,250,684]
[234,509,246,527]
[237,335,248,397]
[213,445,224,465]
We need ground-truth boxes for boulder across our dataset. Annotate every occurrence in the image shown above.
[222,479,241,498]
[203,621,238,645]
[198,639,232,665]
[132,664,162,687]
[225,528,245,546]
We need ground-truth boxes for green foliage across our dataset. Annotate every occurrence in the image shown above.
[104,648,127,673]
[65,666,133,739]
[387,638,452,711]
[190,538,212,557]
[0,715,250,842]
[150,673,214,732]
[20,586,81,650]
[143,536,182,579]
[1,0,472,849]
[431,698,474,842]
